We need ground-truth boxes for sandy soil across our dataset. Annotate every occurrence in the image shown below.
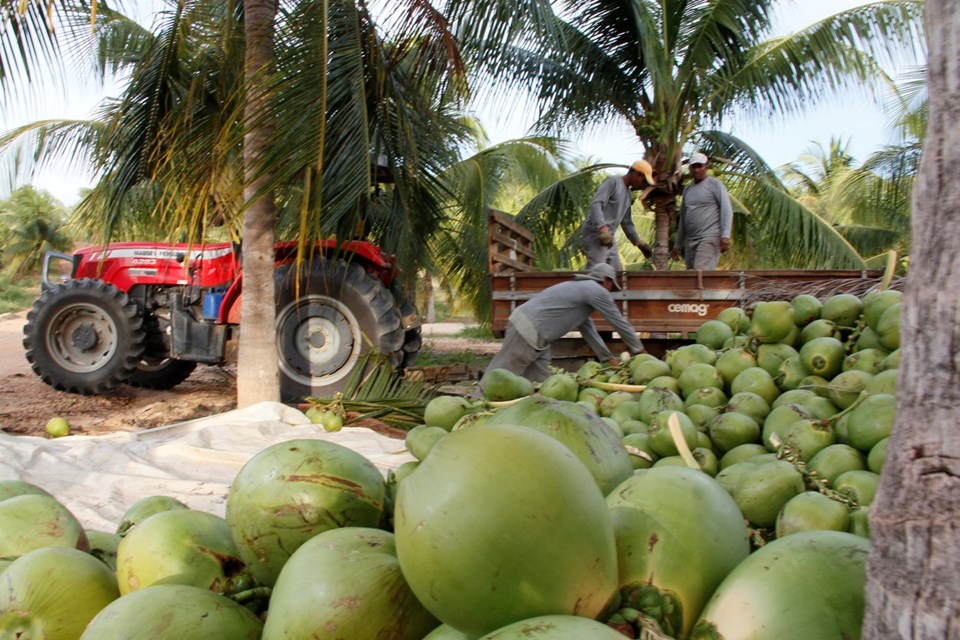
[0,311,498,439]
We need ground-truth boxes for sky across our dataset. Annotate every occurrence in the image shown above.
[3,0,922,206]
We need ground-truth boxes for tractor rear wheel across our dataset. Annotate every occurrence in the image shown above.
[274,258,404,401]
[23,279,146,394]
[127,357,198,390]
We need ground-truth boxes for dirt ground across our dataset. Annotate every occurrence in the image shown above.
[0,311,498,439]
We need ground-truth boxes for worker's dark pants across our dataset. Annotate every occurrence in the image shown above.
[475,323,552,397]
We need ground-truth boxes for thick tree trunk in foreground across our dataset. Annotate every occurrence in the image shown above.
[237,0,280,407]
[863,2,960,636]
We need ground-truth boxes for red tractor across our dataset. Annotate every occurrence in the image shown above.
[23,240,421,401]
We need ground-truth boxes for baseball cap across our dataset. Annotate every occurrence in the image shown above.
[688,152,708,166]
[630,159,655,186]
[574,263,621,290]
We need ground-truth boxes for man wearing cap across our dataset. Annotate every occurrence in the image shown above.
[672,152,733,270]
[477,263,646,390]
[581,161,655,269]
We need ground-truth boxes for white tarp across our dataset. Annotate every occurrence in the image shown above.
[0,402,415,532]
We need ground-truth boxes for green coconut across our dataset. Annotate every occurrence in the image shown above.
[480,368,535,401]
[794,393,840,420]
[775,354,809,391]
[749,301,796,344]
[827,369,874,409]
[406,425,450,461]
[226,439,386,588]
[862,289,902,332]
[876,302,901,351]
[607,467,750,639]
[424,395,476,430]
[263,527,438,640]
[854,326,886,352]
[0,547,119,640]
[647,410,699,458]
[610,400,645,424]
[716,458,766,495]
[80,584,263,639]
[772,388,816,408]
[691,531,869,640]
[776,491,851,538]
[0,493,88,557]
[716,307,750,334]
[820,293,864,328]
[648,375,681,395]
[85,530,121,571]
[696,320,734,350]
[868,437,889,474]
[799,318,841,344]
[116,509,251,596]
[834,470,880,506]
[846,393,896,452]
[843,348,888,375]
[669,344,717,377]
[623,432,658,469]
[730,367,780,406]
[761,403,814,451]
[865,368,898,395]
[714,348,758,388]
[807,444,867,488]
[780,418,836,462]
[424,624,472,639]
[708,412,761,453]
[0,480,52,502]
[538,372,580,402]
[756,343,799,379]
[678,363,724,399]
[684,387,728,410]
[484,396,633,495]
[637,387,685,423]
[394,425,618,638]
[733,460,805,528]
[630,358,672,385]
[116,495,190,537]
[686,404,721,430]
[724,391,771,424]
[882,349,901,370]
[791,294,822,326]
[799,337,846,379]
[479,615,628,639]
[599,390,639,417]
[849,507,871,539]
[719,443,769,470]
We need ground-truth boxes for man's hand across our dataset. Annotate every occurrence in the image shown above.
[598,226,614,247]
[720,237,731,253]
[670,247,681,261]
[636,241,653,259]
[607,357,620,367]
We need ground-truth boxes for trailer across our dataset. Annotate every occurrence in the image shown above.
[488,210,889,365]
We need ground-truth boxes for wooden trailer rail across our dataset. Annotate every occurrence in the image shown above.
[488,210,537,274]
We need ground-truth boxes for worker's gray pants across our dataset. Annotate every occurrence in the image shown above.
[583,235,623,270]
[684,237,721,270]
[477,323,552,397]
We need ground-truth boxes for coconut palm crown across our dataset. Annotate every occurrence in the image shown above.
[449,0,925,269]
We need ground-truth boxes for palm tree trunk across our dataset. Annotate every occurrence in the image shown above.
[237,0,280,407]
[862,1,960,635]
[648,191,677,271]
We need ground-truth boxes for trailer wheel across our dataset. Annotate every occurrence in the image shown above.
[275,258,404,401]
[23,279,146,394]
[127,358,198,390]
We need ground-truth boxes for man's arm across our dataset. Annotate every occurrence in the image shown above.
[579,317,615,363]
[589,291,645,355]
[715,179,734,251]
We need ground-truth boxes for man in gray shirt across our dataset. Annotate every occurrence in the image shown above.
[478,263,646,388]
[672,152,733,270]
[582,160,654,269]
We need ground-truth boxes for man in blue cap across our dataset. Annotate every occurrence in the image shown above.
[478,263,646,388]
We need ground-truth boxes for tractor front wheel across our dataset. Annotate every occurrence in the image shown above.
[274,258,404,401]
[23,279,146,394]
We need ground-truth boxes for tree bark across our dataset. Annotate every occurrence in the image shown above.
[237,0,280,407]
[862,2,960,637]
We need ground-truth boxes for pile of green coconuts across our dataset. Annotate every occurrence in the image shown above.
[0,287,901,640]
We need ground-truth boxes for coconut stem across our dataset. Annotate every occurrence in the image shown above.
[582,379,647,393]
[668,413,700,470]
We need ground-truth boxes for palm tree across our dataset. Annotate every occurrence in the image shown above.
[0,185,72,275]
[448,0,925,269]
